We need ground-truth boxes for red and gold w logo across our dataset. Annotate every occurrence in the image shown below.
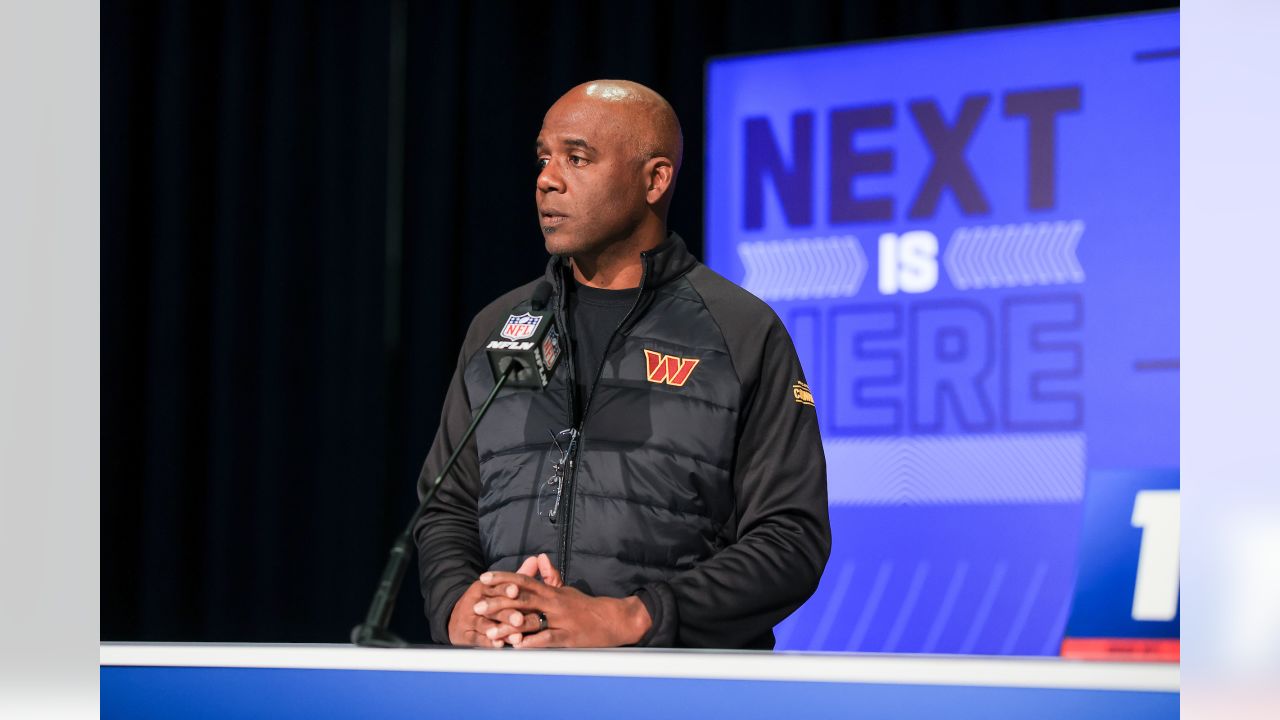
[643,349,699,387]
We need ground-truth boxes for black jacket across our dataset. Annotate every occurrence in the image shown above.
[414,233,830,649]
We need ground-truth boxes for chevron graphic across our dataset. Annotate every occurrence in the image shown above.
[944,220,1085,290]
[824,432,1085,505]
[737,235,868,300]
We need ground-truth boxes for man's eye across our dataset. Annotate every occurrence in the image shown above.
[569,156,587,166]
[536,158,549,168]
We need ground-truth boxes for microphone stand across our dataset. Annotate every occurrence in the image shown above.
[350,362,515,648]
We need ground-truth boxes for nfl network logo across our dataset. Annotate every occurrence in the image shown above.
[501,313,541,341]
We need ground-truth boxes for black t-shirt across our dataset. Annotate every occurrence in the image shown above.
[566,280,639,421]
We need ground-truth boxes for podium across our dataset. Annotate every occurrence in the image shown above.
[101,642,1177,718]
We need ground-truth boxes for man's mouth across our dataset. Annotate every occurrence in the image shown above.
[540,211,567,227]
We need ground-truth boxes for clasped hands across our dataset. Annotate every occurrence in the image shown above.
[447,553,651,648]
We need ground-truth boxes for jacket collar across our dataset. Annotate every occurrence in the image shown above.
[543,230,697,300]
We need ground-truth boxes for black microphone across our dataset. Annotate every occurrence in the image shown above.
[485,281,562,388]
[351,282,561,648]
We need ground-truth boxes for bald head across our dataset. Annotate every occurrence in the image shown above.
[563,80,683,175]
[535,80,684,263]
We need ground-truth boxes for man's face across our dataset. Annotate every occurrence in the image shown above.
[535,94,649,257]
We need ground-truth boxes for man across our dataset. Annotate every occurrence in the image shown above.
[414,80,829,649]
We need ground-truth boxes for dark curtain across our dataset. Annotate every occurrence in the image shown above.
[102,0,1176,642]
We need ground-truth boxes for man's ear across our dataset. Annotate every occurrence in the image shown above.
[644,156,675,206]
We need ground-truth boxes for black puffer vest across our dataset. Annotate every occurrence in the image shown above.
[461,233,740,596]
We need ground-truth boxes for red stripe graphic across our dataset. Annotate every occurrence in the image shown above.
[1060,637,1180,662]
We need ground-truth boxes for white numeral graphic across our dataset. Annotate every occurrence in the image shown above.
[1130,490,1180,621]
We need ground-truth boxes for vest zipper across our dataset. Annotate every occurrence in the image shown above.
[551,264,577,575]
[557,256,652,585]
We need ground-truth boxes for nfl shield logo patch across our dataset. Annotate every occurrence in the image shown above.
[501,313,541,341]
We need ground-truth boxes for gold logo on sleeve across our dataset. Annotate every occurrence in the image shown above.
[792,380,815,407]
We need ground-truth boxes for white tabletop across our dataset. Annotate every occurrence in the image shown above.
[101,642,1179,693]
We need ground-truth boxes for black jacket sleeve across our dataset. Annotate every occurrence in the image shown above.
[636,277,831,648]
[413,343,486,644]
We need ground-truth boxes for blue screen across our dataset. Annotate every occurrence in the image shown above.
[705,11,1178,654]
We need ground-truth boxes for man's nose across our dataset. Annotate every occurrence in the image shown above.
[537,163,564,193]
